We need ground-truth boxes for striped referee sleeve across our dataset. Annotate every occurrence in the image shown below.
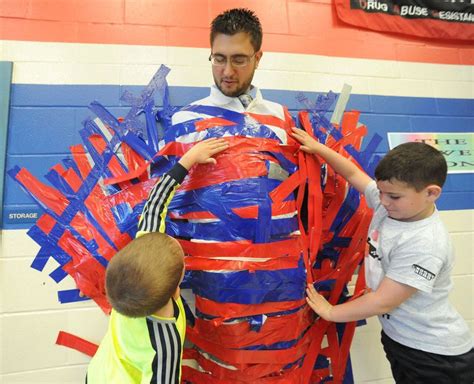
[146,318,182,384]
[138,163,188,233]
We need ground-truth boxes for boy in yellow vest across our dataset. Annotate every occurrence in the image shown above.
[87,138,228,383]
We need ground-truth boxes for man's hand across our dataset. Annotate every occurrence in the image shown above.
[179,138,229,170]
[306,283,333,321]
[291,128,323,154]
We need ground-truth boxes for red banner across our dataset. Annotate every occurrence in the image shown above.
[335,0,474,41]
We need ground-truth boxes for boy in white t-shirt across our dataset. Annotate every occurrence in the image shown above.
[291,128,474,383]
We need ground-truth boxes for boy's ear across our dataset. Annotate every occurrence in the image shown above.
[426,185,442,201]
[172,285,181,300]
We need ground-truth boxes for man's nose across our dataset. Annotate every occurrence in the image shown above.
[223,60,235,75]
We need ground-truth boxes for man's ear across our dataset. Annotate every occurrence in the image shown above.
[426,185,442,201]
[255,50,263,67]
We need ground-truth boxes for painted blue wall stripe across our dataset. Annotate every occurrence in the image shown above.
[3,84,473,228]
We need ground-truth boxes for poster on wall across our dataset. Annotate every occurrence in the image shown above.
[334,0,474,41]
[388,132,474,173]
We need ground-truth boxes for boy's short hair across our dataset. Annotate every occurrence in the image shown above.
[211,8,263,52]
[106,232,184,318]
[375,142,447,191]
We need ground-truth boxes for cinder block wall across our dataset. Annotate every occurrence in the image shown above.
[1,1,472,383]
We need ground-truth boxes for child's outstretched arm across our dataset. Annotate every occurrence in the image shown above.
[138,138,228,234]
[306,278,417,323]
[291,128,372,194]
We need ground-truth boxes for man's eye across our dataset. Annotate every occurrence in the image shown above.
[390,196,400,200]
[232,56,247,65]
[214,56,226,63]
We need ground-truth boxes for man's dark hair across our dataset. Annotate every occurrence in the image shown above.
[210,8,262,51]
[375,142,447,191]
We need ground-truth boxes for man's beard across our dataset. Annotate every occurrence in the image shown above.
[214,73,254,98]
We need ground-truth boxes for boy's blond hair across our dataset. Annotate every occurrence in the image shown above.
[106,232,184,317]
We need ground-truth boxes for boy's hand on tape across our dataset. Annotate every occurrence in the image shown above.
[291,127,322,154]
[306,283,333,321]
[179,138,229,170]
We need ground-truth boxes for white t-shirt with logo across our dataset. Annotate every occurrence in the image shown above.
[364,181,472,355]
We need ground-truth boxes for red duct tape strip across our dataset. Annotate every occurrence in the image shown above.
[194,306,313,348]
[89,134,133,190]
[71,144,92,180]
[122,142,149,182]
[186,325,312,364]
[195,117,237,131]
[300,321,330,382]
[103,136,298,185]
[179,237,303,259]
[233,201,297,219]
[58,231,110,313]
[184,256,300,272]
[51,158,130,253]
[15,168,69,216]
[36,213,57,235]
[180,151,270,191]
[106,178,156,210]
[245,113,292,131]
[189,351,304,382]
[269,170,301,203]
[182,363,308,383]
[195,296,307,319]
[55,331,98,357]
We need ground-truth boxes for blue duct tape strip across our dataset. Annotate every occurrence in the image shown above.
[310,112,343,142]
[165,119,283,144]
[157,83,180,134]
[183,258,306,304]
[313,248,340,269]
[249,314,264,332]
[24,126,125,272]
[27,226,72,268]
[255,195,272,243]
[296,91,337,114]
[49,265,69,283]
[166,216,298,242]
[170,178,292,213]
[329,187,360,233]
[88,102,155,161]
[314,354,330,369]
[344,133,382,177]
[313,279,336,292]
[58,289,91,304]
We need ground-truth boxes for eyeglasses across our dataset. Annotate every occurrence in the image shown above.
[208,52,257,67]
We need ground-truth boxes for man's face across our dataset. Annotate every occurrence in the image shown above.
[210,32,262,97]
[376,179,437,222]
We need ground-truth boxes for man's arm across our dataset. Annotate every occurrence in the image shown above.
[306,277,417,323]
[291,128,372,194]
[137,138,228,234]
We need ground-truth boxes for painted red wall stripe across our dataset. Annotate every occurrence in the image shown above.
[0,1,472,65]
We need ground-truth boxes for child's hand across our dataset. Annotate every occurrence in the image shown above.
[291,128,322,154]
[306,284,333,321]
[179,138,229,170]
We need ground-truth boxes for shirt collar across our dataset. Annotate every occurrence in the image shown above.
[209,84,262,106]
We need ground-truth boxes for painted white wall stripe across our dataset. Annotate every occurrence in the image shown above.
[1,40,472,98]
